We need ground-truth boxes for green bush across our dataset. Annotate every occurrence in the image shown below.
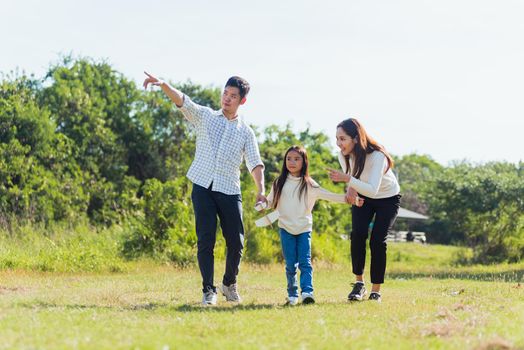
[121,178,197,265]
[0,222,125,272]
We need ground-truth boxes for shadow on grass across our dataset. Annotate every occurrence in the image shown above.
[175,303,278,313]
[16,301,171,311]
[388,270,524,282]
[16,301,285,313]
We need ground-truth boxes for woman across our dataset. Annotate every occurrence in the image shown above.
[329,118,400,302]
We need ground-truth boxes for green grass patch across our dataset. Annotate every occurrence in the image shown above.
[387,243,524,282]
[0,262,523,349]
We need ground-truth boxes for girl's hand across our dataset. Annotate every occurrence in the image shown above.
[327,168,350,183]
[354,197,365,207]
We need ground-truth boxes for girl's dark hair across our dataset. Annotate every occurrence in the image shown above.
[337,118,394,178]
[225,76,250,99]
[271,146,315,209]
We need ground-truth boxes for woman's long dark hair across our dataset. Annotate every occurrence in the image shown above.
[337,118,394,178]
[271,146,315,209]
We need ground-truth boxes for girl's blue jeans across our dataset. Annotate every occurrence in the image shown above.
[279,228,313,297]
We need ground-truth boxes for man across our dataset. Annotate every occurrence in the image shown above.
[143,72,266,305]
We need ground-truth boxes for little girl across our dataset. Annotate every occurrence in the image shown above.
[265,145,349,305]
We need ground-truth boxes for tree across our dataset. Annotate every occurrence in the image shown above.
[431,162,524,262]
[0,75,88,226]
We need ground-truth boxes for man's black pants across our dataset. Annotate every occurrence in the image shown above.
[191,184,244,293]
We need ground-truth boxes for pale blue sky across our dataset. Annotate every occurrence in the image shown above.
[2,0,523,164]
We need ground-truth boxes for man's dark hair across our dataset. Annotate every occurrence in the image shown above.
[225,76,250,99]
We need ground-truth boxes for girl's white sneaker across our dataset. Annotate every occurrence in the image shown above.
[286,296,299,306]
[301,292,315,304]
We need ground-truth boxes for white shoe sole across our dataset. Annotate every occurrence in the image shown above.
[348,292,366,301]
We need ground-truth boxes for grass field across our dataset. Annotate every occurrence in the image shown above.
[1,243,523,350]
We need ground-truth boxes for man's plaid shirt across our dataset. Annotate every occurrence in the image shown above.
[178,96,264,195]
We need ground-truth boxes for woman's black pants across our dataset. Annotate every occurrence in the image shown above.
[350,194,400,284]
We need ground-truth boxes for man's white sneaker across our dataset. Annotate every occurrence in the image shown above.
[301,292,315,304]
[285,296,299,306]
[220,283,242,303]
[202,288,217,306]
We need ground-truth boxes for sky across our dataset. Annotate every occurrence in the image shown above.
[2,0,523,165]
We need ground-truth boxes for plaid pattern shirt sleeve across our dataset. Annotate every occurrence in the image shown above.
[178,95,213,127]
[244,127,264,172]
[176,95,264,195]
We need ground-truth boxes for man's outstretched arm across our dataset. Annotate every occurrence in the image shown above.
[143,71,184,107]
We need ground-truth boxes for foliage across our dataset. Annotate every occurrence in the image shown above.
[395,154,523,263]
[430,162,524,263]
[0,221,125,272]
[0,75,88,226]
[121,177,196,266]
[1,57,523,265]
